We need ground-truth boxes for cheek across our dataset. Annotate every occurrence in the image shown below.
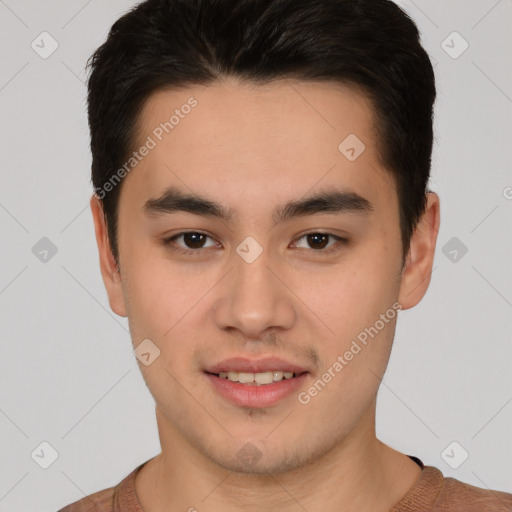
[324,251,398,322]
[317,243,401,364]
[121,252,213,369]
[125,269,195,339]
[122,267,203,401]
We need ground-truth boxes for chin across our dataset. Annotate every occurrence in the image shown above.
[197,436,317,476]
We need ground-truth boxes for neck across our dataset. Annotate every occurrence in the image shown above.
[135,403,421,512]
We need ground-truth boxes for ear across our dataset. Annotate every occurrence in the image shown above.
[398,192,441,310]
[90,194,127,317]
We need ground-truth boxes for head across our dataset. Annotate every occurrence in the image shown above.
[88,0,439,474]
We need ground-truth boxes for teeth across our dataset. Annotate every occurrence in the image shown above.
[273,371,284,381]
[217,370,297,385]
[238,372,254,384]
[255,372,274,384]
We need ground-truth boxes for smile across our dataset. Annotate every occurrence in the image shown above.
[205,371,309,408]
[217,370,296,385]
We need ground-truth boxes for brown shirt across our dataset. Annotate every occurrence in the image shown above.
[58,456,512,512]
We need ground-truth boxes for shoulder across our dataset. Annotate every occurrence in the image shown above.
[57,486,116,512]
[393,463,512,512]
[57,461,146,512]
[435,473,512,512]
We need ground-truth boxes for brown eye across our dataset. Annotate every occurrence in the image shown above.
[163,231,218,254]
[293,232,347,253]
[306,233,330,250]
[180,232,208,249]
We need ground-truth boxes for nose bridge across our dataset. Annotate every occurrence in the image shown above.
[237,246,272,296]
[214,237,295,337]
[233,241,278,315]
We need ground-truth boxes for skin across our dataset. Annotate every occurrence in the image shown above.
[91,77,440,512]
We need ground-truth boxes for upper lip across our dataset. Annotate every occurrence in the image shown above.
[205,357,309,375]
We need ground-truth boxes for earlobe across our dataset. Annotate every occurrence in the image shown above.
[90,194,128,317]
[398,192,441,310]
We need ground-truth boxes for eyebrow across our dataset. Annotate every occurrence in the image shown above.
[143,185,373,225]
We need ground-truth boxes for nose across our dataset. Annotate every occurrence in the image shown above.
[213,243,296,341]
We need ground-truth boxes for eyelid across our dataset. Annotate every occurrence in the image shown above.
[162,230,349,256]
[291,233,345,252]
[163,231,219,254]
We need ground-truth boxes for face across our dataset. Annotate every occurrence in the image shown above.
[92,77,438,475]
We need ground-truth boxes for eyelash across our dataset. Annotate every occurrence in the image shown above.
[162,231,348,257]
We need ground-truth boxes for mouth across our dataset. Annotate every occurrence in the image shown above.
[207,370,303,385]
[203,358,310,408]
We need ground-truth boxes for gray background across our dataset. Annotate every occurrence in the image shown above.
[0,1,511,510]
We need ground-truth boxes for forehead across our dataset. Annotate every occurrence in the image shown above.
[137,77,378,154]
[122,77,396,222]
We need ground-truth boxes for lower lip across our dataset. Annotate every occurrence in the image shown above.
[205,373,309,408]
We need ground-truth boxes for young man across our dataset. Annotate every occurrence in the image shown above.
[59,0,512,510]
